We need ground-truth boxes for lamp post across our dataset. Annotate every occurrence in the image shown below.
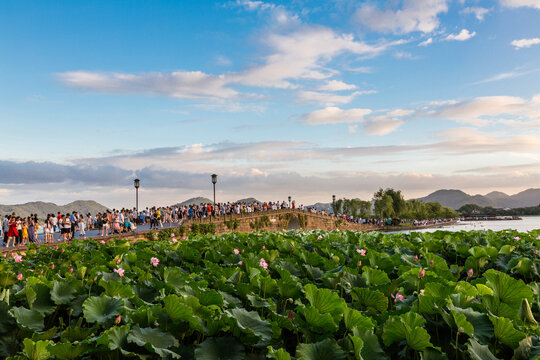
[332,194,336,215]
[134,178,140,220]
[288,196,291,208]
[211,174,218,205]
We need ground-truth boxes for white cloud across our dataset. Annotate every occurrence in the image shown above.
[470,67,540,84]
[318,80,357,91]
[58,71,239,100]
[234,26,405,88]
[355,0,448,34]
[297,90,375,105]
[500,0,540,9]
[418,38,433,46]
[461,7,490,21]
[364,117,404,135]
[394,51,417,59]
[445,29,476,41]
[511,38,540,49]
[301,106,372,125]
[433,95,540,125]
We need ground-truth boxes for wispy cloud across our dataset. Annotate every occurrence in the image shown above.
[470,67,540,85]
[445,29,476,41]
[511,38,540,49]
[354,0,448,34]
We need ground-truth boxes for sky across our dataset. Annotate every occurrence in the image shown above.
[1,0,540,208]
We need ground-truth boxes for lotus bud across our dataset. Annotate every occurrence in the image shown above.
[419,269,425,278]
[467,268,474,277]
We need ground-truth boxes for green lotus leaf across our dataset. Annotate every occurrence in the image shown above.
[195,289,223,307]
[296,338,346,360]
[451,311,474,338]
[467,339,501,360]
[448,305,494,344]
[0,300,15,333]
[26,284,55,315]
[489,315,526,349]
[51,280,77,305]
[483,269,533,308]
[267,346,292,360]
[10,306,45,331]
[350,288,388,313]
[226,308,273,343]
[83,295,123,324]
[343,307,374,333]
[127,325,178,350]
[99,279,134,298]
[47,342,87,360]
[163,267,188,290]
[304,284,346,318]
[23,339,52,360]
[296,305,338,335]
[351,329,388,360]
[348,335,364,360]
[195,337,245,360]
[96,325,130,350]
[361,267,390,287]
[383,312,432,351]
[0,273,17,287]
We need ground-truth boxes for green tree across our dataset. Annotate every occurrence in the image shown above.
[373,188,406,218]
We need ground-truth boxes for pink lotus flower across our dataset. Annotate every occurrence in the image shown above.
[114,268,125,277]
[467,268,474,277]
[288,311,294,320]
[61,248,65,253]
[29,269,34,272]
[259,258,269,270]
[357,248,367,256]
[419,269,425,278]
[150,257,160,267]
[3,253,6,258]
[116,258,121,264]
[51,264,55,269]
[391,292,405,303]
[317,235,323,240]
[68,267,73,273]
[14,255,23,263]
[40,270,44,274]
[233,249,240,255]
[514,236,520,241]
[100,240,106,244]
[536,236,540,240]
[171,238,178,244]
[357,260,362,266]
[262,245,266,250]
[238,261,243,265]
[115,315,121,324]
[414,255,418,261]
[430,259,434,265]
[55,245,58,250]
[17,273,23,280]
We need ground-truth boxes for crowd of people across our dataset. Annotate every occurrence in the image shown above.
[0,199,449,248]
[0,200,311,248]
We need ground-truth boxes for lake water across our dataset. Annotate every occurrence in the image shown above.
[405,216,540,233]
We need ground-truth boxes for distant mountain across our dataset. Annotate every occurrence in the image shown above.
[176,197,213,206]
[0,200,108,219]
[308,202,333,212]
[236,197,260,204]
[417,189,540,209]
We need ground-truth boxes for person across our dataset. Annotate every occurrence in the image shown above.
[6,216,18,248]
[28,216,38,244]
[43,215,53,244]
[78,214,86,238]
[2,215,9,246]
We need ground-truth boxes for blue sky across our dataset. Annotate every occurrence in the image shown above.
[1,0,540,208]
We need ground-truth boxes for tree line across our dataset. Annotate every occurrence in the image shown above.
[458,203,540,216]
[332,188,458,220]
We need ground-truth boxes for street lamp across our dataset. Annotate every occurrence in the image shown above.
[288,196,291,208]
[211,174,218,205]
[134,178,140,220]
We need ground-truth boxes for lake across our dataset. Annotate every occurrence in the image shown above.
[406,216,540,233]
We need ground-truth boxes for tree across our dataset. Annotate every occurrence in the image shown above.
[373,188,406,218]
[374,193,395,218]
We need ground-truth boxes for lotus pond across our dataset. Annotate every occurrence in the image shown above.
[0,229,539,359]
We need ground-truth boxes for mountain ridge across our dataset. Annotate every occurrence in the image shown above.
[0,200,109,219]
